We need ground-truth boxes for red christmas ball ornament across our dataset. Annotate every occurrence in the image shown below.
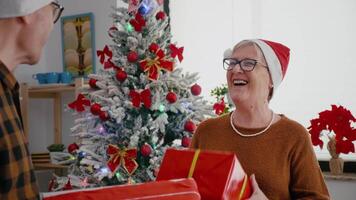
[190,84,202,96]
[155,11,166,20]
[90,103,102,115]
[184,120,196,133]
[149,43,159,53]
[68,143,79,154]
[108,26,118,38]
[127,51,138,62]
[181,136,192,147]
[140,144,152,157]
[99,111,109,121]
[166,92,177,104]
[116,70,127,82]
[89,78,98,89]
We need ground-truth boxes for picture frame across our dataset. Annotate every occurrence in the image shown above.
[61,12,96,78]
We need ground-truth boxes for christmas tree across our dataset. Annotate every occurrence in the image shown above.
[51,0,212,190]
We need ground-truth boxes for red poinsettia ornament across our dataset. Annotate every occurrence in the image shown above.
[308,105,356,154]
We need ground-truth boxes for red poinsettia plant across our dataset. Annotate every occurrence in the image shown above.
[308,105,356,154]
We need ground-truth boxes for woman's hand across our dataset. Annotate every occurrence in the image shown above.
[247,174,268,200]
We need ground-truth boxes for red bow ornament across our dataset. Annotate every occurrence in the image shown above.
[97,45,112,64]
[68,94,91,112]
[106,144,138,175]
[129,89,152,109]
[97,45,119,69]
[169,44,184,62]
[129,13,146,32]
[139,49,174,80]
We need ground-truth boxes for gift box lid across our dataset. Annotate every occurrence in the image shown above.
[41,178,200,200]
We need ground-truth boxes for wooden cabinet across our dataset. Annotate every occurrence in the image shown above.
[20,78,86,170]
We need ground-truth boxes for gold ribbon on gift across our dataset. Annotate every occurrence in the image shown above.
[188,149,201,178]
[238,175,249,200]
[187,149,249,199]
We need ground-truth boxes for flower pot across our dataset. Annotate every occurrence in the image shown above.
[329,157,344,175]
[327,137,344,175]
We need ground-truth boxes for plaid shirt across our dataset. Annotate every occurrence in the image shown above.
[0,60,39,200]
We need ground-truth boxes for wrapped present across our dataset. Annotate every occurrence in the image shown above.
[42,178,200,200]
[156,148,251,200]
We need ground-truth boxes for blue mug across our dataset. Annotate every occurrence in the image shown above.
[46,72,60,84]
[59,72,72,84]
[32,73,47,84]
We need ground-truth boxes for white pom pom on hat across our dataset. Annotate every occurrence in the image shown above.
[224,39,290,97]
[0,0,53,19]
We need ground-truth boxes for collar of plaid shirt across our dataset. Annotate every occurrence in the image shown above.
[0,60,22,126]
[0,60,18,91]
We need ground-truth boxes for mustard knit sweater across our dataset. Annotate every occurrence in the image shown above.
[191,113,330,200]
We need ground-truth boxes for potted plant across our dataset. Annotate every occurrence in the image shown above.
[308,105,356,175]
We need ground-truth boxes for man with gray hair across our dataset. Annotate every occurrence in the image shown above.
[0,1,63,199]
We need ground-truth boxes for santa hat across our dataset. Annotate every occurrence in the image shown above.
[0,0,52,19]
[224,39,290,98]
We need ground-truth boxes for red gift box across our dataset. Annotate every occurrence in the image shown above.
[42,178,200,200]
[156,148,251,200]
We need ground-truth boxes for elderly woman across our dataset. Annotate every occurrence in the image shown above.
[191,39,330,199]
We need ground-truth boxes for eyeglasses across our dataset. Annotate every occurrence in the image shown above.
[51,1,64,24]
[223,58,267,72]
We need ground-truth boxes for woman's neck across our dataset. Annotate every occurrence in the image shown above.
[232,101,273,129]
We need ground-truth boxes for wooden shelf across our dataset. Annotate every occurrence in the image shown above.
[33,163,68,170]
[323,172,356,181]
[20,78,86,172]
[28,84,76,94]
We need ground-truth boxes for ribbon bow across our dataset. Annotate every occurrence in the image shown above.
[97,45,112,64]
[106,144,138,175]
[68,94,91,112]
[129,13,146,32]
[139,49,174,80]
[169,44,184,62]
[129,89,152,109]
[97,45,121,70]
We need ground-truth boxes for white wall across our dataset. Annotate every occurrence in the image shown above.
[170,0,356,126]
